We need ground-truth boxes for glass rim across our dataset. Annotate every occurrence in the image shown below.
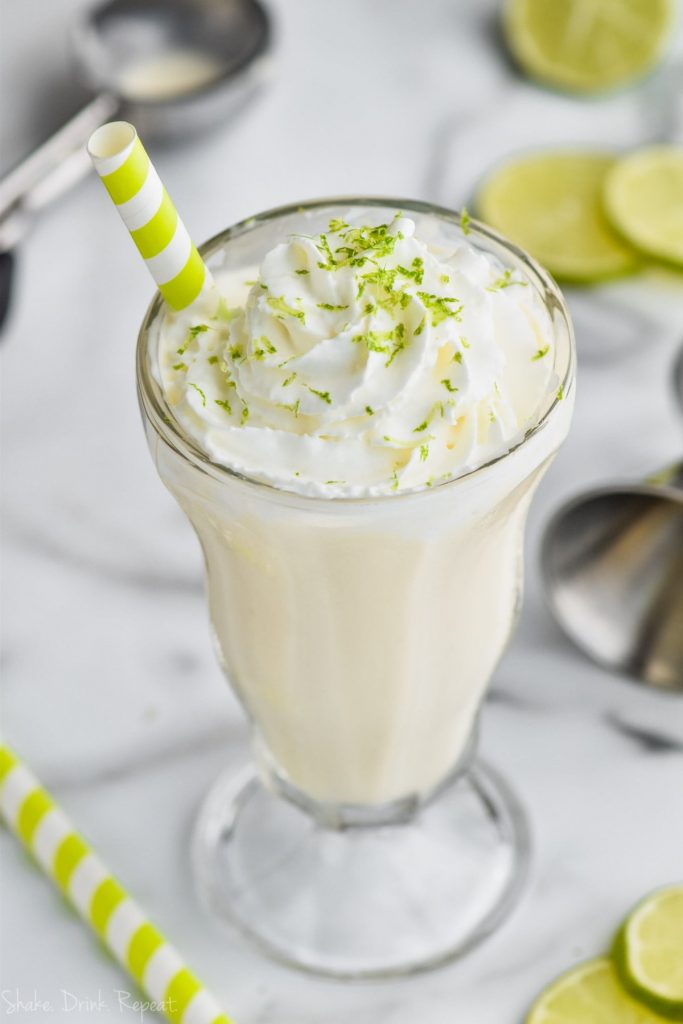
[136,195,576,507]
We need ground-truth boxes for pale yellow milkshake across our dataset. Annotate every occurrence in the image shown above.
[140,201,574,807]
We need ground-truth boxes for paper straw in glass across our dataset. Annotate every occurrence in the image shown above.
[87,121,214,312]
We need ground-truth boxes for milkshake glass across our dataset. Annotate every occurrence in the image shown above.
[137,198,575,977]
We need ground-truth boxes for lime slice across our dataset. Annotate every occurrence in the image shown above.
[476,151,639,283]
[503,0,674,94]
[604,147,683,268]
[527,957,673,1024]
[614,885,683,1020]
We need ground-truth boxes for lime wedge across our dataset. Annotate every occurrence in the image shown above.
[614,885,683,1020]
[604,147,683,268]
[503,0,674,94]
[527,957,673,1024]
[476,151,639,282]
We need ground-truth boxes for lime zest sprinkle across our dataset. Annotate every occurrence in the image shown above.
[325,479,346,485]
[254,335,277,360]
[396,257,424,285]
[229,344,244,361]
[207,355,219,364]
[188,383,206,406]
[357,264,397,299]
[420,443,429,462]
[267,295,306,324]
[441,378,459,392]
[452,350,463,364]
[177,323,209,354]
[311,218,405,277]
[317,302,349,311]
[353,323,406,367]
[172,361,187,371]
[240,403,250,425]
[557,384,564,400]
[385,325,406,366]
[460,208,471,235]
[336,221,402,263]
[417,291,463,326]
[219,364,236,387]
[282,372,297,387]
[489,268,527,291]
[413,401,445,433]
[306,385,332,404]
[489,269,512,290]
[295,268,310,276]
[279,399,300,417]
[532,345,550,361]
[414,316,426,336]
[460,335,470,349]
[215,398,232,415]
[390,469,400,491]
[316,233,337,270]
[365,405,374,416]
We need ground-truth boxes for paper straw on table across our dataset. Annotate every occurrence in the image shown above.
[0,745,232,1024]
[87,121,214,312]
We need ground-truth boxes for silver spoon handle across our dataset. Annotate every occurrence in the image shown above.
[0,92,119,239]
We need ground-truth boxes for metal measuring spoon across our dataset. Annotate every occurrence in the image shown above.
[0,0,271,324]
[541,468,683,691]
[541,345,683,692]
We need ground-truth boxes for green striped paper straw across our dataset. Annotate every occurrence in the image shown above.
[0,745,232,1024]
[87,121,214,312]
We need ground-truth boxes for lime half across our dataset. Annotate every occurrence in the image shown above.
[504,0,674,94]
[604,147,683,268]
[614,885,683,1020]
[476,151,639,283]
[527,957,674,1024]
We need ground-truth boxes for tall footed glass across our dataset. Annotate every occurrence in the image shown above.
[137,199,575,978]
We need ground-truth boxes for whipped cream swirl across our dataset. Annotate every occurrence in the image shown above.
[157,214,556,496]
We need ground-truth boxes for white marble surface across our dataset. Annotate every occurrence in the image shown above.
[2,1,683,1020]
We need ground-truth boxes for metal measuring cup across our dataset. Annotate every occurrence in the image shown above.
[541,349,683,691]
[0,0,271,322]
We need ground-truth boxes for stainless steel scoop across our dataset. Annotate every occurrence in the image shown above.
[541,463,683,691]
[541,344,683,691]
[0,0,271,292]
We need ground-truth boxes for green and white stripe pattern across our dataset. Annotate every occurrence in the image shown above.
[0,746,231,1024]
[88,121,213,311]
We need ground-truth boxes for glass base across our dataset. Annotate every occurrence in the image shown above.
[192,761,530,979]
